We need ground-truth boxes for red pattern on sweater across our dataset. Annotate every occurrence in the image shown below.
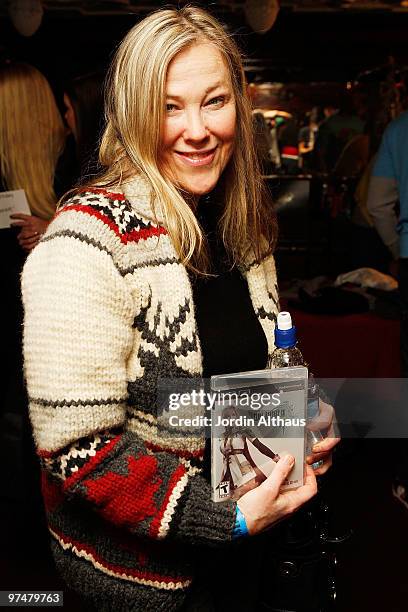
[63,435,122,490]
[83,454,162,528]
[38,448,57,459]
[85,187,126,201]
[56,204,167,244]
[51,526,192,585]
[149,463,187,538]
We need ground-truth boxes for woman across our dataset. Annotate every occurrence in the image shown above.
[63,71,105,179]
[0,62,66,250]
[21,8,338,611]
[0,62,66,506]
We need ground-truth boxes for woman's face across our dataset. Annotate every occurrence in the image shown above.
[63,93,77,139]
[160,42,236,196]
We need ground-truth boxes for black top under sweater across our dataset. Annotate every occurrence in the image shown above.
[191,198,268,378]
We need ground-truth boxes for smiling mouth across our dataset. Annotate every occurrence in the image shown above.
[175,147,217,166]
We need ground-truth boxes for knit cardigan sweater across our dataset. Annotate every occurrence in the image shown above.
[21,177,280,611]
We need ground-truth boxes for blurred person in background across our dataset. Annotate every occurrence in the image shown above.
[1,62,66,252]
[252,109,274,174]
[63,71,105,181]
[278,113,300,174]
[367,111,408,372]
[0,62,65,526]
[366,110,408,513]
[298,106,324,172]
[314,96,365,173]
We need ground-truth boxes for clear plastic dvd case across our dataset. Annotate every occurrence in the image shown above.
[210,366,308,502]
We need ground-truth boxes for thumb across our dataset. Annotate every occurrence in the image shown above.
[261,454,295,496]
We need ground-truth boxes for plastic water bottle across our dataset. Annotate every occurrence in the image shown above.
[268,311,304,368]
[268,311,324,467]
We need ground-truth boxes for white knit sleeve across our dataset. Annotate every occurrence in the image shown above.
[21,227,135,452]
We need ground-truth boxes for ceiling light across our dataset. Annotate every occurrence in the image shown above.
[9,0,44,37]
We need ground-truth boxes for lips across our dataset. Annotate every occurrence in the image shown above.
[175,147,217,166]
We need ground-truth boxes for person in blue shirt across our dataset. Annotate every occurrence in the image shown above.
[367,111,408,370]
[367,110,408,511]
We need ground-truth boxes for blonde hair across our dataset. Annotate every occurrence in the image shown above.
[93,6,276,272]
[0,62,65,219]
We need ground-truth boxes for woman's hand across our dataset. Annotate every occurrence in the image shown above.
[306,398,341,476]
[237,455,317,535]
[10,214,49,252]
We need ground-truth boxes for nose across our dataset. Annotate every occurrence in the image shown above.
[183,107,208,142]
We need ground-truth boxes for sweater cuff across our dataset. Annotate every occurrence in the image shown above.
[175,479,236,547]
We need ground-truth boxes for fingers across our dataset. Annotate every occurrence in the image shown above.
[260,454,295,497]
[303,465,319,499]
[238,461,317,535]
[18,231,39,243]
[18,235,39,252]
[18,236,38,246]
[15,221,45,251]
[305,433,339,476]
[18,227,36,237]
[10,215,49,237]
[312,455,332,476]
[311,435,340,455]
[237,455,297,534]
[306,448,332,471]
[307,399,334,432]
[277,465,318,509]
[306,396,340,478]
[290,466,318,503]
[9,213,32,221]
[232,479,259,500]
[298,465,318,498]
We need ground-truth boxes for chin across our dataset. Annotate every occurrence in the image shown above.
[188,184,216,196]
[181,174,220,197]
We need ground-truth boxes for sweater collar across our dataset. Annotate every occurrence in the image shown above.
[120,174,268,275]
[121,175,166,227]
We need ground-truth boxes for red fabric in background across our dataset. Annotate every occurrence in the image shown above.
[288,308,401,378]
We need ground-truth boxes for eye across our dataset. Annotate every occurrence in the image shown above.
[206,96,225,107]
[166,103,178,113]
[166,102,180,115]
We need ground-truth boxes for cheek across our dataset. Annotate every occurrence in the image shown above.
[161,119,180,150]
[215,111,236,146]
[217,123,236,165]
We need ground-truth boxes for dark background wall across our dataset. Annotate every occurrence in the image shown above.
[1,5,408,97]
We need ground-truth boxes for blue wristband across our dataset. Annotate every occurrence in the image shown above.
[232,507,249,539]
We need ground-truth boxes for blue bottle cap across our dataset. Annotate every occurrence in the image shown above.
[274,325,297,348]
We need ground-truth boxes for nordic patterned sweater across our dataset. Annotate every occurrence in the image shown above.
[21,176,280,612]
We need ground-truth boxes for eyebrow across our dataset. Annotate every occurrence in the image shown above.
[165,82,228,100]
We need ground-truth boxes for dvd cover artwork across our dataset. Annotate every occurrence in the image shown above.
[211,367,307,503]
